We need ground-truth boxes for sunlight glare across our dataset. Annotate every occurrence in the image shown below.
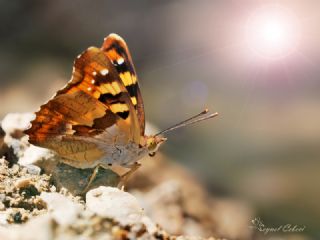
[246,5,300,60]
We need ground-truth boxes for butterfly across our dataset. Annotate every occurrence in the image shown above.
[24,33,218,191]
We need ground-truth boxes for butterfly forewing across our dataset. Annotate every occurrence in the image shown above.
[25,46,141,167]
[102,34,145,136]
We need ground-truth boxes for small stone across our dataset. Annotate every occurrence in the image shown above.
[20,167,28,175]
[14,177,33,189]
[0,193,5,202]
[7,209,29,224]
[0,158,8,166]
[0,166,7,175]
[49,185,56,192]
[13,211,22,223]
[11,164,20,175]
[25,165,41,175]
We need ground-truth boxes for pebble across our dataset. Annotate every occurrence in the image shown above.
[14,177,33,189]
[0,193,5,202]
[11,164,20,175]
[49,185,56,192]
[25,165,41,175]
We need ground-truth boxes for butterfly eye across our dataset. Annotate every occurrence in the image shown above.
[149,152,156,157]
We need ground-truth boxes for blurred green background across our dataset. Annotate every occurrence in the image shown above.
[0,0,319,238]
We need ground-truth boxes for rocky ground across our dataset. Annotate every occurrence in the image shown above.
[0,113,254,240]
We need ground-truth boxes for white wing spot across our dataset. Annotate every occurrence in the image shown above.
[100,69,109,76]
[92,71,97,76]
[91,79,95,84]
[117,57,125,65]
[76,55,81,59]
[87,87,92,91]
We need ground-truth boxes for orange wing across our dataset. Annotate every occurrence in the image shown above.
[25,47,141,167]
[102,34,145,136]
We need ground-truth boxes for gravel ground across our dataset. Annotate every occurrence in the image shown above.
[0,158,222,240]
[0,113,245,240]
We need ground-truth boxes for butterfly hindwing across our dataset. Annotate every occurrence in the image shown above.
[102,34,145,136]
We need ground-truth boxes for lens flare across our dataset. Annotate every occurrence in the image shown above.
[245,5,300,60]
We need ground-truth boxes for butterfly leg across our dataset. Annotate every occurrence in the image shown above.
[81,162,141,193]
[82,164,101,194]
[117,162,141,189]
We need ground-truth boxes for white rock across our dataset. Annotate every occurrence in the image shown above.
[19,145,54,166]
[1,113,35,159]
[40,192,83,226]
[1,113,34,135]
[86,187,145,226]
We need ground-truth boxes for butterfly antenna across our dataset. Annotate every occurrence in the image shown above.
[154,109,218,136]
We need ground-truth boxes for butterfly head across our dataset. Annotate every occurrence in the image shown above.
[144,135,167,157]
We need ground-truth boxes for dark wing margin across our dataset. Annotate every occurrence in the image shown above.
[101,33,145,136]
